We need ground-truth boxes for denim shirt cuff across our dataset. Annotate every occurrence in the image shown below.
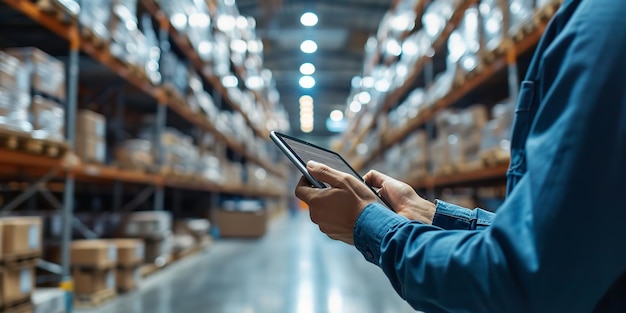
[432,200,493,230]
[353,203,408,266]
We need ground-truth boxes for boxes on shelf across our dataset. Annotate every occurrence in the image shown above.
[0,261,35,308]
[216,200,267,238]
[114,139,154,171]
[118,212,173,265]
[30,95,65,142]
[0,86,32,133]
[507,0,535,37]
[79,0,112,44]
[112,239,144,268]
[5,47,66,101]
[113,237,143,292]
[0,51,29,92]
[73,267,116,296]
[32,288,66,313]
[70,240,117,269]
[173,219,210,245]
[480,101,514,165]
[0,216,42,260]
[76,110,106,164]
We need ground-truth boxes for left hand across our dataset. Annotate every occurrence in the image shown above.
[295,161,377,245]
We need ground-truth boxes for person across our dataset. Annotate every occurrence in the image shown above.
[294,0,626,312]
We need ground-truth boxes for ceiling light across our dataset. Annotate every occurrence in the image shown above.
[299,95,313,105]
[349,101,362,113]
[299,76,316,88]
[236,16,248,29]
[330,110,343,122]
[300,40,318,53]
[300,63,316,75]
[300,12,318,26]
[301,126,313,133]
[300,115,314,123]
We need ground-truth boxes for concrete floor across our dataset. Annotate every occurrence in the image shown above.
[77,211,417,313]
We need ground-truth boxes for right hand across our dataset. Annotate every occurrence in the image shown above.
[363,170,436,224]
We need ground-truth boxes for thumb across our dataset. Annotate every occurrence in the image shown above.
[306,161,348,188]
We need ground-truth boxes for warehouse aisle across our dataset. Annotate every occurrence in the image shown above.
[78,211,417,313]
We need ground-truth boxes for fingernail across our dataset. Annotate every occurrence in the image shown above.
[307,160,319,168]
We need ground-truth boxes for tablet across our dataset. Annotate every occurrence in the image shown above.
[270,131,391,209]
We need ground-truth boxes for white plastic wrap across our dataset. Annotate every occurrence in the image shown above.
[480,0,507,52]
[507,0,534,36]
[0,86,31,132]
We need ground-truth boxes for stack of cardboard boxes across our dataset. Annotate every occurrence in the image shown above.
[113,239,144,293]
[76,110,106,164]
[0,217,42,311]
[70,240,117,301]
[119,212,173,267]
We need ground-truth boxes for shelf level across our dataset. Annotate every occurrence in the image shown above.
[352,15,551,171]
[0,149,286,197]
[408,163,509,189]
[345,0,477,157]
[141,0,269,139]
[4,0,283,179]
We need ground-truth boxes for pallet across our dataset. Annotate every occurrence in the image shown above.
[0,253,39,267]
[36,0,77,24]
[74,288,116,308]
[1,298,32,313]
[0,127,68,157]
[140,254,172,278]
[117,286,137,295]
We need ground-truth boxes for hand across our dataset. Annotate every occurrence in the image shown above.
[295,161,378,245]
[363,170,435,224]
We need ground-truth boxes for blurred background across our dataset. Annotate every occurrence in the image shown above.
[0,0,560,312]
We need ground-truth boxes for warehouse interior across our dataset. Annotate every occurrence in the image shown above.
[0,0,562,312]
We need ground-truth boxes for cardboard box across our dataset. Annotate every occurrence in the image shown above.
[75,134,106,164]
[112,239,144,267]
[216,210,267,238]
[71,240,117,269]
[73,267,115,295]
[144,233,173,264]
[0,217,42,258]
[30,95,65,141]
[116,266,141,292]
[0,264,34,307]
[76,110,106,138]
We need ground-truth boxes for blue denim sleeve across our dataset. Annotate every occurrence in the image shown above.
[431,200,494,230]
[352,2,626,312]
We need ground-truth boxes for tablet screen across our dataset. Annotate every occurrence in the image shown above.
[277,134,390,208]
[282,137,360,179]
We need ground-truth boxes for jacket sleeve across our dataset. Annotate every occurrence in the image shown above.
[353,2,626,312]
[431,200,494,230]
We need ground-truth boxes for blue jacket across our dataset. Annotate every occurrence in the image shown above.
[353,0,626,312]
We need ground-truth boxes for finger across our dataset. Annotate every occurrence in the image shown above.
[306,161,351,188]
[363,169,394,188]
[295,176,316,202]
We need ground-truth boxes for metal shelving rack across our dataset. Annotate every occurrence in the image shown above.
[0,0,289,299]
[339,0,561,191]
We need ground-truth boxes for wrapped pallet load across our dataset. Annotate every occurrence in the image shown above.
[118,211,173,267]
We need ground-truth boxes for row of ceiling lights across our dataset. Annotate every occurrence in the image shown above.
[297,12,345,133]
[299,12,317,133]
